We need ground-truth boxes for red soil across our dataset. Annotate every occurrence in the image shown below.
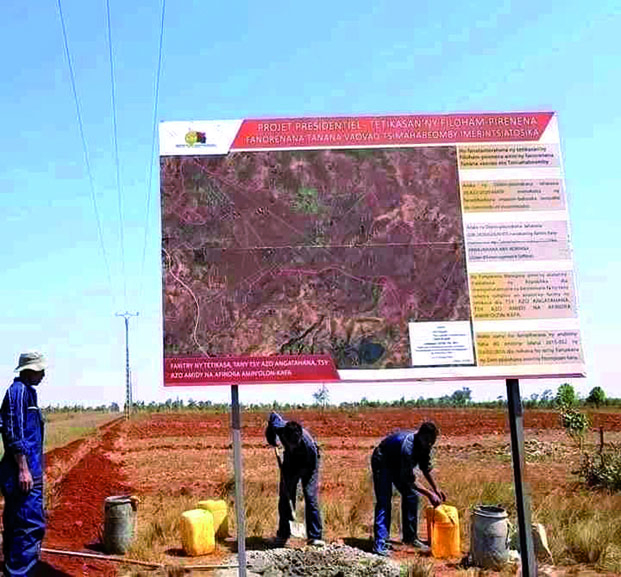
[32,408,621,575]
[42,423,130,576]
[45,438,87,472]
[127,408,621,440]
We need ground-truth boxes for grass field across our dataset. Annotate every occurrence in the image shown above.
[0,411,118,462]
[113,409,621,574]
[44,411,119,452]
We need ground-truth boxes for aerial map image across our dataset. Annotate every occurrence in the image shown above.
[161,146,472,369]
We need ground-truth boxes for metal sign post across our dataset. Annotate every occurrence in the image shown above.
[231,385,247,577]
[506,378,537,577]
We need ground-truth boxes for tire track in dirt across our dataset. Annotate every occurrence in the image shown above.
[43,419,130,576]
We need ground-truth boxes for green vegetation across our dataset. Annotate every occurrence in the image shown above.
[0,410,118,460]
[552,388,621,495]
[293,186,321,214]
[579,447,621,493]
[43,411,118,452]
[196,182,229,208]
[556,382,578,407]
[559,405,590,449]
[587,386,607,407]
[312,384,330,411]
[38,383,621,414]
[342,149,375,160]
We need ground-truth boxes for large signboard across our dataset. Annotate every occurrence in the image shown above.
[160,112,585,386]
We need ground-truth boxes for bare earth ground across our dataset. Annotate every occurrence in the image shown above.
[19,409,621,575]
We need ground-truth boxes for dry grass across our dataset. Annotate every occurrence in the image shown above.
[128,493,218,561]
[117,414,621,574]
[400,558,435,577]
[44,411,118,451]
[0,411,117,461]
[533,492,621,572]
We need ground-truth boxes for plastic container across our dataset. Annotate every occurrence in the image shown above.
[180,509,215,556]
[425,504,461,559]
[198,499,228,539]
[470,505,510,569]
[103,495,138,554]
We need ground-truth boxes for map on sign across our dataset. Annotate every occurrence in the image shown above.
[160,112,586,386]
[161,147,472,369]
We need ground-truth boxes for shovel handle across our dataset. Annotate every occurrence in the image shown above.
[273,447,298,523]
[273,446,283,467]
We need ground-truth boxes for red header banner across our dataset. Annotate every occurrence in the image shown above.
[164,355,340,386]
[232,112,554,149]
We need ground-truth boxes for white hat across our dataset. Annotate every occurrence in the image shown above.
[14,351,47,373]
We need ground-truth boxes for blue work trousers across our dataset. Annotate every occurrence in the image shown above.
[1,476,45,577]
[277,458,322,540]
[371,447,419,553]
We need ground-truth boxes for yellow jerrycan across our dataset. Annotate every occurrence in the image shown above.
[425,504,461,559]
[198,499,229,539]
[180,509,215,556]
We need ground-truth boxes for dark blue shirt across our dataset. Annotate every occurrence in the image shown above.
[378,430,432,486]
[0,379,44,478]
[265,412,318,468]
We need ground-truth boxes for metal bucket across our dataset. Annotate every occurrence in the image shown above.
[470,505,510,570]
[103,495,138,554]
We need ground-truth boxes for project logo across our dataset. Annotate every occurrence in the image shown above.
[185,130,207,146]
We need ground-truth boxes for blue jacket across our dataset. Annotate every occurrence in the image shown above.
[376,430,432,486]
[0,379,44,479]
[265,412,319,468]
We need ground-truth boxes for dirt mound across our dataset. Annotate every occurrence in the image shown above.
[43,423,130,575]
[240,544,402,577]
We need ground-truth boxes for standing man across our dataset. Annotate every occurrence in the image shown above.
[0,352,47,576]
[265,412,324,547]
[371,421,446,556]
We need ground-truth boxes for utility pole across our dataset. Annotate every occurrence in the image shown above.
[116,312,139,420]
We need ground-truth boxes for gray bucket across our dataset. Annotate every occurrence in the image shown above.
[470,505,510,570]
[103,495,137,554]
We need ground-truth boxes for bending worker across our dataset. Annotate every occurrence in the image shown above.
[0,352,47,577]
[371,421,446,556]
[265,412,324,547]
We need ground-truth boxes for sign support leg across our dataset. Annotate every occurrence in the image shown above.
[231,384,247,577]
[506,378,537,577]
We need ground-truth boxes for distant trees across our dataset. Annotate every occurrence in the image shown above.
[556,383,578,408]
[447,387,472,406]
[312,385,330,411]
[586,386,607,408]
[38,383,619,413]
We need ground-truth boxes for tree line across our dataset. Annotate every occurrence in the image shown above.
[39,384,618,413]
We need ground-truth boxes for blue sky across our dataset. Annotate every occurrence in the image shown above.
[0,0,619,407]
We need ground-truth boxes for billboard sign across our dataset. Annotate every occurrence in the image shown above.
[160,112,585,385]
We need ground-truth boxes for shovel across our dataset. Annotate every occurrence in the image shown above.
[273,448,306,539]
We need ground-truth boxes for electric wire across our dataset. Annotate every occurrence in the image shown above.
[105,0,127,306]
[138,0,167,301]
[55,0,114,299]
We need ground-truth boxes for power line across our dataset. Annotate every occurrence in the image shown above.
[55,0,114,298]
[106,0,127,306]
[138,0,167,301]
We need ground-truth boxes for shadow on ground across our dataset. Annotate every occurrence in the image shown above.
[33,561,73,576]
[227,536,301,552]
[343,538,374,553]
